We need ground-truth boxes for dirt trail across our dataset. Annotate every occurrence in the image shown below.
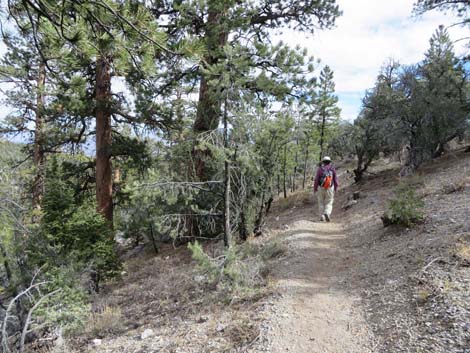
[263,219,374,353]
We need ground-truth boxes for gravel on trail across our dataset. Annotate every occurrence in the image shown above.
[250,218,375,353]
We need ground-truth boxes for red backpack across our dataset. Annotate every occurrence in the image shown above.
[320,167,333,189]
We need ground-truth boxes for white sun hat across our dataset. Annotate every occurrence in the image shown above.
[322,156,332,162]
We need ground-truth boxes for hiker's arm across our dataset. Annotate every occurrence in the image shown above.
[333,169,339,191]
[313,168,320,192]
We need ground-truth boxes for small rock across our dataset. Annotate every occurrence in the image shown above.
[343,200,358,210]
[92,339,102,346]
[197,316,209,323]
[193,275,206,283]
[216,324,226,332]
[141,328,155,340]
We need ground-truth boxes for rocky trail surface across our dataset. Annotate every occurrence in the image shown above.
[254,217,374,353]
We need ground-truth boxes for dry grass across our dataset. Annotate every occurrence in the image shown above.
[38,343,80,353]
[189,237,287,306]
[63,233,281,352]
[455,237,470,264]
[223,312,260,350]
[441,177,468,194]
[274,189,313,212]
[338,148,470,353]
[84,304,125,337]
[456,244,470,261]
[259,238,287,261]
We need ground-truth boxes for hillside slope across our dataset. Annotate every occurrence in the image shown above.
[340,148,470,353]
[249,147,469,352]
[63,148,469,353]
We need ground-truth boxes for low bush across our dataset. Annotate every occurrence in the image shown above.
[34,268,91,337]
[188,239,286,298]
[382,183,425,227]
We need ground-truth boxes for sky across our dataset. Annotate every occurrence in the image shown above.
[0,0,468,123]
[278,0,468,121]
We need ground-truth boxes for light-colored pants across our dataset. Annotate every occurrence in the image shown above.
[317,187,335,217]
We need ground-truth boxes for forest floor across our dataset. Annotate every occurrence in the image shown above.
[64,147,470,353]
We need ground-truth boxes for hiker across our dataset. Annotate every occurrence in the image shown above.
[313,156,338,222]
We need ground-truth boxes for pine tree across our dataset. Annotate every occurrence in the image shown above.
[349,61,402,182]
[414,1,470,55]
[152,0,341,180]
[0,20,54,210]
[421,26,468,157]
[396,27,468,171]
[352,28,469,176]
[7,0,168,224]
[414,0,470,21]
[315,65,341,162]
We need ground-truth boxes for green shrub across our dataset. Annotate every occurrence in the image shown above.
[222,245,264,290]
[23,159,123,339]
[188,239,285,297]
[35,267,90,337]
[65,203,121,281]
[383,183,425,227]
[187,241,220,283]
[31,160,121,285]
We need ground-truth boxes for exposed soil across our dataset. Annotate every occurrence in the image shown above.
[73,242,268,353]
[250,147,469,353]
[252,219,374,353]
[339,148,470,353]
[65,147,469,353]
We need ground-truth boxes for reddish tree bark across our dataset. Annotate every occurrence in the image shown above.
[192,5,228,180]
[95,55,113,224]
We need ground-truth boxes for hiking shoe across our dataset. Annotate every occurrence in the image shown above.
[324,214,330,222]
[320,215,326,222]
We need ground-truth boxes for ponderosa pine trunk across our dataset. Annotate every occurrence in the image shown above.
[192,4,228,180]
[283,143,287,199]
[187,3,229,239]
[32,61,46,211]
[319,112,326,162]
[292,135,298,192]
[302,136,310,189]
[277,173,280,195]
[95,55,113,224]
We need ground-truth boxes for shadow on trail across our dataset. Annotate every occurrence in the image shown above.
[283,228,344,237]
[271,221,354,298]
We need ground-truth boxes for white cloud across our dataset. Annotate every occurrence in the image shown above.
[278,0,469,121]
